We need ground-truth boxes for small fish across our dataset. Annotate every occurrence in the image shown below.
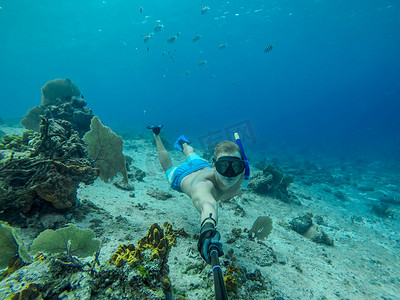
[144,110,147,116]
[198,60,207,66]
[147,46,149,51]
[176,32,180,37]
[264,44,273,53]
[154,24,163,32]
[218,43,226,49]
[143,34,152,43]
[139,6,143,13]
[192,35,201,42]
[167,36,176,43]
[201,6,210,14]
[80,94,85,99]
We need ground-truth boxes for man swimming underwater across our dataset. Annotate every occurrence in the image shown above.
[147,125,249,264]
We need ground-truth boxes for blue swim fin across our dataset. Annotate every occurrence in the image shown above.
[174,135,191,151]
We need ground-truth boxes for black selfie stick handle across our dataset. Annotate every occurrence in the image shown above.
[210,249,228,300]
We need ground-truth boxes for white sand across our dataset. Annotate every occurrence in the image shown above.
[77,138,400,299]
[1,125,399,299]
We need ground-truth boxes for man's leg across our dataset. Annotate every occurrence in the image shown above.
[154,135,173,171]
[182,143,195,158]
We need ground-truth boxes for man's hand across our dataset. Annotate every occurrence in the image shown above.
[197,222,224,264]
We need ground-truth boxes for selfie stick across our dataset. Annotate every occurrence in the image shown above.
[210,249,228,300]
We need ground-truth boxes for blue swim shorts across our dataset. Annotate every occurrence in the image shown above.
[165,154,212,192]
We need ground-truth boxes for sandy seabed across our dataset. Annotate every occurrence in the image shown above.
[1,124,399,299]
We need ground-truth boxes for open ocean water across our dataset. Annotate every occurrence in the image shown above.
[0,1,400,299]
[1,0,399,158]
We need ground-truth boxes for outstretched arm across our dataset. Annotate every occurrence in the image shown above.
[191,184,224,264]
[191,183,218,225]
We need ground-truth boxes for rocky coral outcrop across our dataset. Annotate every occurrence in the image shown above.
[146,188,173,201]
[248,164,299,204]
[21,79,94,136]
[289,213,334,246]
[0,118,99,223]
[0,222,187,299]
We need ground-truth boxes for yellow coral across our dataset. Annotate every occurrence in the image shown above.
[137,223,171,261]
[110,223,180,268]
[34,253,47,262]
[1,257,26,280]
[224,265,243,293]
[110,244,142,267]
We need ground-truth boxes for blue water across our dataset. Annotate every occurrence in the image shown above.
[1,0,399,158]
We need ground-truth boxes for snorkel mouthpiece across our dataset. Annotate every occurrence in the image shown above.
[234,132,250,188]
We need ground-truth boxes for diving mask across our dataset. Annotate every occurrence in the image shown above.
[214,156,246,178]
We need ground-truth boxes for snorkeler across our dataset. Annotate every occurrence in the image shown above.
[146,125,249,264]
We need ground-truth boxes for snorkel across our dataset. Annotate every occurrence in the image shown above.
[234,132,250,188]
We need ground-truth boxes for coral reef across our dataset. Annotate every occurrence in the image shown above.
[30,224,100,257]
[20,106,44,132]
[21,79,94,136]
[0,131,37,152]
[224,265,244,293]
[41,78,80,106]
[0,221,32,269]
[109,223,188,296]
[0,222,186,299]
[289,213,334,246]
[128,165,146,182]
[248,164,299,204]
[248,216,273,240]
[0,118,99,222]
[289,213,313,235]
[83,116,128,184]
[110,223,178,267]
[222,249,282,298]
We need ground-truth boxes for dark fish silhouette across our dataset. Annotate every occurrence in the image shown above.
[154,24,163,32]
[143,35,152,43]
[264,44,273,53]
[201,6,209,14]
[192,35,200,41]
[139,6,143,13]
[167,36,176,43]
